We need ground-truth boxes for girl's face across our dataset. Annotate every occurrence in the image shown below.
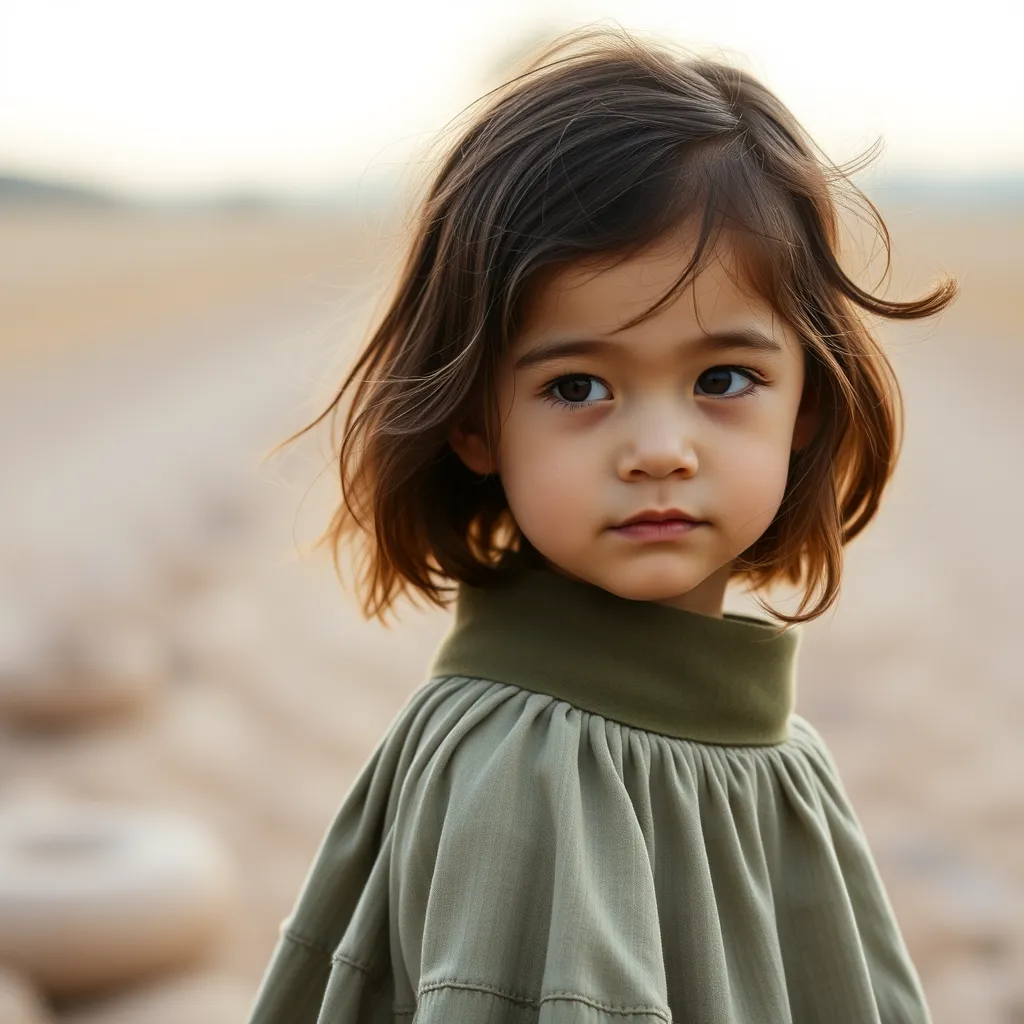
[451,230,816,618]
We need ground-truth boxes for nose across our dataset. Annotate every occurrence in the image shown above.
[615,400,699,481]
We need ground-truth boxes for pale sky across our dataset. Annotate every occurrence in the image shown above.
[1,0,1021,200]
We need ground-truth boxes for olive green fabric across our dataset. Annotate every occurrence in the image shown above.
[247,565,932,1023]
[430,565,799,746]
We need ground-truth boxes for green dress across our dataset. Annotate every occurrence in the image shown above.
[246,564,932,1023]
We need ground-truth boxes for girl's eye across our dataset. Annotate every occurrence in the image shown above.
[695,366,766,398]
[546,374,612,406]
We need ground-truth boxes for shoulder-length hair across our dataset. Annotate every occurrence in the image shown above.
[268,24,957,625]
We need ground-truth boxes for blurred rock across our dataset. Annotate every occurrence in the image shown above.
[57,972,253,1024]
[0,595,63,718]
[0,612,165,728]
[0,554,172,729]
[0,802,236,998]
[0,969,52,1024]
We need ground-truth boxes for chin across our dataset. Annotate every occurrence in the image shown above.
[592,564,700,604]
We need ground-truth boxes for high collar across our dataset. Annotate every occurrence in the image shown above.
[429,563,800,746]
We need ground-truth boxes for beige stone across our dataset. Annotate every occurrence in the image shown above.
[0,970,52,1024]
[57,973,253,1024]
[0,803,236,998]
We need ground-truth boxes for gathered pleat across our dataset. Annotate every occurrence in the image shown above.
[246,675,931,1024]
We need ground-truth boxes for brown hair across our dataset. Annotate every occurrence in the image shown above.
[267,24,957,625]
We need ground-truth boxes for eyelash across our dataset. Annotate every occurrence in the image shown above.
[540,366,769,410]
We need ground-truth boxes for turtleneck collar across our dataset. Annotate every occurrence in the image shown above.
[428,564,800,746]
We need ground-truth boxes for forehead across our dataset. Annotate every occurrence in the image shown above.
[516,230,797,355]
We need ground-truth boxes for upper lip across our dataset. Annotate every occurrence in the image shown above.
[614,508,704,528]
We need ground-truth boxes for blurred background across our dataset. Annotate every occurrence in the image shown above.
[0,1,1021,1022]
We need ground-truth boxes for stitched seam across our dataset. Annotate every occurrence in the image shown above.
[415,979,671,1020]
[542,993,671,1020]
[280,929,333,958]
[785,734,831,760]
[416,978,535,1007]
[429,674,791,749]
[280,930,376,977]
[330,949,374,975]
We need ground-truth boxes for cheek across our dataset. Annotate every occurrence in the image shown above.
[722,433,793,525]
[496,410,598,534]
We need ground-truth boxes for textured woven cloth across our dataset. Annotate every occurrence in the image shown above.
[247,565,932,1023]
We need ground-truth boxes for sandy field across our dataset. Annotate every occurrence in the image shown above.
[0,194,1021,1023]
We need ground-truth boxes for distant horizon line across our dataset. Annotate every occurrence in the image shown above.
[2,167,1023,211]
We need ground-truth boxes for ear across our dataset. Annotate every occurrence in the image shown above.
[791,386,819,453]
[449,421,496,476]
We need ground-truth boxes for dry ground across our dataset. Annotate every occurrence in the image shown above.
[0,195,1021,1023]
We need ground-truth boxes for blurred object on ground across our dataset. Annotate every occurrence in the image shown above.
[0,582,166,728]
[0,801,236,999]
[57,971,254,1024]
[0,969,52,1024]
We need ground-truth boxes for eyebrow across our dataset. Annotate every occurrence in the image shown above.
[513,329,785,371]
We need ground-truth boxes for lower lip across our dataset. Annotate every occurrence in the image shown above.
[611,519,704,540]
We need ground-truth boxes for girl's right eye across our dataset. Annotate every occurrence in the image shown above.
[545,374,612,407]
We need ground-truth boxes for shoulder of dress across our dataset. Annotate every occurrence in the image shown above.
[786,712,822,744]
[388,673,531,774]
[784,714,841,766]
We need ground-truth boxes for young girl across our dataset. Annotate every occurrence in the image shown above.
[248,26,955,1024]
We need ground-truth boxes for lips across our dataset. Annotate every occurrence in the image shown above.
[610,512,705,542]
[614,508,703,528]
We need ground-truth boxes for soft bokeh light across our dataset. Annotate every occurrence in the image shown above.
[0,0,1021,199]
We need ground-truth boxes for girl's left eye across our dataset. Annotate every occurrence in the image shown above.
[545,375,612,407]
[695,367,766,398]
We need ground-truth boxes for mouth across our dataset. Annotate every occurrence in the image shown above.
[610,509,706,541]
[614,508,703,528]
